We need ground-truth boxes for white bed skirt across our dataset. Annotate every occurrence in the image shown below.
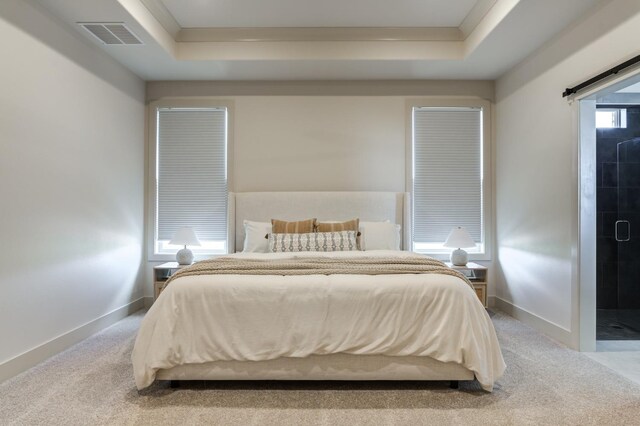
[155,354,475,381]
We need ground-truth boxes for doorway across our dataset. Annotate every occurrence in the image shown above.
[583,79,640,345]
[578,75,640,350]
[596,122,640,340]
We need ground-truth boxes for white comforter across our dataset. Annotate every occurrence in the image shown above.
[132,251,505,391]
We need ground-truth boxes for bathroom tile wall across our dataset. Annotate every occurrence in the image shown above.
[596,106,640,309]
[617,137,640,309]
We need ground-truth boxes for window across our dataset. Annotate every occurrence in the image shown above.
[596,108,627,128]
[409,101,490,258]
[149,101,231,259]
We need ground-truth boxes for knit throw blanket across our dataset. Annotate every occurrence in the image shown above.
[164,255,472,289]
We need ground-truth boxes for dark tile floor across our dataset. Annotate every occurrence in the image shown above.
[597,309,640,340]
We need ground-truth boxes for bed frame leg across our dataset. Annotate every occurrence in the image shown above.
[449,380,459,389]
[170,380,180,388]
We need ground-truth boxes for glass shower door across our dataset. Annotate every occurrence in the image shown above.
[615,137,640,334]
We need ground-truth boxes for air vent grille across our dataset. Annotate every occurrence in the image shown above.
[78,22,143,45]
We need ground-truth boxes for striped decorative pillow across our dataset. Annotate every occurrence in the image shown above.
[316,218,359,233]
[271,218,317,234]
[269,231,358,252]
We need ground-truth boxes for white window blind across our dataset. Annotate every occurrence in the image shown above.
[412,107,483,246]
[156,108,227,243]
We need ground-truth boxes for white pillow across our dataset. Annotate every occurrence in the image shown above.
[242,220,271,253]
[359,221,401,251]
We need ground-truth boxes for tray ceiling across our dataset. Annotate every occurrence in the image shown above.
[34,0,603,80]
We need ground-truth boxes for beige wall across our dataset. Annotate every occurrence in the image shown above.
[146,80,496,102]
[495,0,640,348]
[0,0,145,380]
[146,80,494,195]
[145,81,495,296]
[233,96,406,192]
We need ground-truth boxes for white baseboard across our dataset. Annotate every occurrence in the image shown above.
[0,298,145,384]
[491,296,574,348]
[143,296,154,309]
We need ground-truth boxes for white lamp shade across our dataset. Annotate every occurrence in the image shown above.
[443,226,476,249]
[169,227,201,247]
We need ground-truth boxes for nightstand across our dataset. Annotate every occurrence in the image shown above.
[153,262,189,300]
[445,262,488,307]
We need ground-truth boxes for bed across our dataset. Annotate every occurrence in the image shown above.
[132,192,505,391]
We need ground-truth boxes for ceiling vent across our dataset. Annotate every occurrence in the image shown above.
[78,23,143,45]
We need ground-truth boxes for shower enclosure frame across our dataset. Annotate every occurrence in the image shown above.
[576,71,640,351]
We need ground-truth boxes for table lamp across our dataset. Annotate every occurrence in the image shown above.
[443,226,476,266]
[170,227,201,265]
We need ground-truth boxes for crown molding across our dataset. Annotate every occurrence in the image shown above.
[177,27,462,42]
[176,40,464,61]
[121,0,519,62]
[139,0,180,37]
[459,0,499,38]
[140,0,502,43]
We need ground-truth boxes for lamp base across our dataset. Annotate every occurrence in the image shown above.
[450,249,468,266]
[176,248,194,265]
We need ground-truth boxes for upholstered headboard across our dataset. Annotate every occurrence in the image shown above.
[228,192,411,252]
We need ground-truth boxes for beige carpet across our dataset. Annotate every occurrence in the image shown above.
[1,310,640,425]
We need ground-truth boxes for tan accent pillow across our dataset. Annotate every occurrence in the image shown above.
[316,218,359,233]
[271,218,317,234]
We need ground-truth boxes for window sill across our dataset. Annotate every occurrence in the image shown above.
[148,253,227,263]
[413,251,491,262]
